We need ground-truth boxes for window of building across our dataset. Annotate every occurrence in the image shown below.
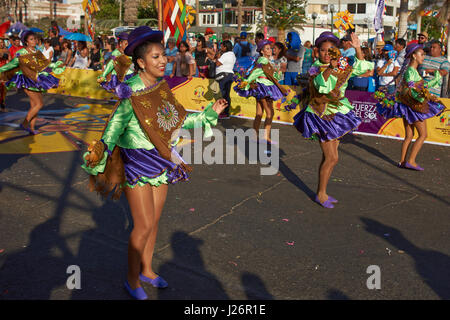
[357,4,366,14]
[348,3,356,14]
[385,6,394,16]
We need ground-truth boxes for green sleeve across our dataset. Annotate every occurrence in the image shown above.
[0,57,19,73]
[313,72,338,94]
[102,99,134,151]
[81,150,109,175]
[404,67,425,102]
[100,58,115,79]
[426,70,442,89]
[48,60,66,75]
[351,58,374,77]
[182,102,218,138]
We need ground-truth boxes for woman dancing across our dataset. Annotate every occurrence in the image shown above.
[82,26,227,300]
[0,30,64,134]
[293,32,373,208]
[234,39,287,144]
[97,33,134,93]
[375,43,445,171]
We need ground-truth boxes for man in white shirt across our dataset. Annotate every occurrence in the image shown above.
[376,44,400,94]
[214,40,236,119]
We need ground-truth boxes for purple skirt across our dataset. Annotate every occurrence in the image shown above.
[7,73,59,91]
[293,109,362,142]
[377,101,445,124]
[120,147,189,187]
[100,73,134,92]
[234,83,285,101]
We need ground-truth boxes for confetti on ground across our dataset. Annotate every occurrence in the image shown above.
[0,249,4,253]
[398,250,405,254]
[435,158,440,160]
[314,265,319,270]
[384,233,390,237]
[25,197,30,201]
[359,250,365,255]
[228,261,238,267]
[269,219,275,222]
[297,210,304,214]
[189,208,195,212]
[282,218,289,222]
[286,241,295,246]
[386,248,392,256]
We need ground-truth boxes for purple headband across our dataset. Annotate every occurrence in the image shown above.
[257,39,271,52]
[315,31,340,48]
[405,43,423,58]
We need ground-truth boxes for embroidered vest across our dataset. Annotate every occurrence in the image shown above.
[18,50,51,81]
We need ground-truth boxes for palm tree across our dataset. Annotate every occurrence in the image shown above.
[397,0,409,39]
[265,0,307,41]
[124,0,138,25]
[237,0,242,33]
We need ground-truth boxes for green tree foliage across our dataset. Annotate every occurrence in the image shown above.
[96,0,120,19]
[265,0,307,31]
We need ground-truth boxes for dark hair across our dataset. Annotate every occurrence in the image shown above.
[77,41,87,51]
[61,39,71,50]
[23,32,36,46]
[395,38,406,49]
[196,35,206,48]
[178,40,189,52]
[274,42,286,59]
[44,38,51,45]
[430,39,442,49]
[118,38,127,46]
[94,40,101,50]
[255,32,264,41]
[362,47,372,61]
[108,37,116,51]
[221,40,233,52]
[132,40,164,73]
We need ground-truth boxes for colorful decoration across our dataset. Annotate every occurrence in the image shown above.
[158,0,189,45]
[333,10,355,32]
[82,0,100,40]
[184,5,196,29]
[420,10,440,17]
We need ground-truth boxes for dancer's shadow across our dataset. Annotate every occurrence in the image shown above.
[241,272,274,300]
[340,134,397,167]
[361,217,450,299]
[157,231,230,299]
[70,197,132,299]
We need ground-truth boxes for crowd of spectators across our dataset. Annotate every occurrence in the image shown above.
[1,24,448,98]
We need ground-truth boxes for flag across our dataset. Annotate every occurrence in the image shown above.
[374,0,385,33]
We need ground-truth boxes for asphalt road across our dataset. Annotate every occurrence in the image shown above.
[0,90,449,300]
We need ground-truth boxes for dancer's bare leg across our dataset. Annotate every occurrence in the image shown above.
[124,184,156,290]
[407,120,427,166]
[253,100,264,139]
[260,98,274,142]
[140,184,168,279]
[400,118,414,165]
[317,139,339,203]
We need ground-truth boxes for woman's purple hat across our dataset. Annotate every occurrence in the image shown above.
[315,31,340,48]
[124,26,164,56]
[257,39,271,52]
[405,43,423,58]
[117,32,129,41]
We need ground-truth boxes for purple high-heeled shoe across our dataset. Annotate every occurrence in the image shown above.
[19,123,39,135]
[314,195,334,208]
[328,196,338,203]
[404,162,424,171]
[124,281,148,300]
[139,273,168,288]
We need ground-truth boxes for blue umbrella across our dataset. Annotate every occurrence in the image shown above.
[58,26,72,36]
[63,32,92,42]
[30,27,44,33]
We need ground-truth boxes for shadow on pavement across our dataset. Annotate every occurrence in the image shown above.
[361,217,450,299]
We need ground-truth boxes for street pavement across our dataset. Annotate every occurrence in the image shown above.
[0,90,449,300]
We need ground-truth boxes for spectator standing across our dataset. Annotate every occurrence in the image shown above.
[340,34,356,64]
[271,42,287,83]
[0,38,10,111]
[70,41,90,69]
[8,36,23,58]
[102,38,116,66]
[164,37,178,77]
[204,28,217,78]
[36,36,44,52]
[194,35,209,77]
[89,41,102,71]
[394,38,407,66]
[42,39,54,61]
[376,44,400,94]
[418,40,450,97]
[58,39,73,67]
[284,31,304,85]
[417,31,430,54]
[49,29,61,62]
[214,40,236,119]
[233,31,254,71]
[302,40,313,74]
[349,47,375,91]
[171,40,196,78]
